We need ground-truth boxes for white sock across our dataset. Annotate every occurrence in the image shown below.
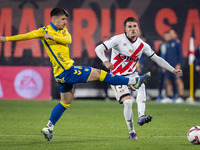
[136,84,146,117]
[47,120,54,131]
[128,77,136,85]
[123,99,135,133]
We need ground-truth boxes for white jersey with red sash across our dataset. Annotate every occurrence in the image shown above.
[103,33,154,76]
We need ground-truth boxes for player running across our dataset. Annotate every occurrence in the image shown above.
[0,8,152,141]
[95,17,183,139]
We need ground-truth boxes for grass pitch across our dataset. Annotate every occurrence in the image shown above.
[0,99,199,150]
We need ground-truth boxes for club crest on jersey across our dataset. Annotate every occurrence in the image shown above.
[129,49,134,54]
[119,89,125,93]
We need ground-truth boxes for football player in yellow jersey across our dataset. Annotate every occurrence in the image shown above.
[0,8,153,141]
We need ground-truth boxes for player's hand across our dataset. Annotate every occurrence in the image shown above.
[44,34,54,40]
[173,68,183,77]
[104,61,114,70]
[0,36,6,42]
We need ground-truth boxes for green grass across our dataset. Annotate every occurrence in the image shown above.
[0,100,200,150]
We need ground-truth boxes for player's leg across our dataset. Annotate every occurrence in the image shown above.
[160,72,173,103]
[88,68,151,88]
[175,76,184,103]
[41,83,73,141]
[111,85,137,139]
[136,84,152,126]
[156,70,165,101]
[47,89,73,129]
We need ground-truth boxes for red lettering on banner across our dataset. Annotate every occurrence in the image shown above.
[115,9,139,35]
[44,8,51,26]
[0,8,12,57]
[182,9,200,58]
[154,40,163,53]
[155,8,177,36]
[101,9,110,39]
[14,8,41,57]
[73,9,97,58]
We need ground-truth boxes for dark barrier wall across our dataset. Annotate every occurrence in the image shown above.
[0,0,200,98]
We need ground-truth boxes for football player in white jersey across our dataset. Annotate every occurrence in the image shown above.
[95,17,183,139]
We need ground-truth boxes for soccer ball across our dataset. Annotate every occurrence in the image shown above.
[187,126,200,144]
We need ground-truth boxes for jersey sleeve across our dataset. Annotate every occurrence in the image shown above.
[143,42,155,58]
[53,28,72,45]
[6,28,44,41]
[103,35,119,50]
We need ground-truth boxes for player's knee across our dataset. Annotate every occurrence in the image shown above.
[123,99,134,104]
[121,95,132,102]
[96,69,101,74]
[123,99,133,108]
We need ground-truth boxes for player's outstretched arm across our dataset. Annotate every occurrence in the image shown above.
[150,54,183,77]
[0,29,44,42]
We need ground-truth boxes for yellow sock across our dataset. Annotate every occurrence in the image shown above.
[100,70,107,81]
[60,101,71,109]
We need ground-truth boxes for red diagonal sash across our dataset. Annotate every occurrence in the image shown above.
[111,43,144,74]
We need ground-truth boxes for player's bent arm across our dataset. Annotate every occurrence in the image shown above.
[150,54,174,73]
[53,36,71,44]
[95,44,108,62]
[53,34,72,45]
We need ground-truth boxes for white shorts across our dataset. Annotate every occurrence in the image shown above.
[111,72,140,104]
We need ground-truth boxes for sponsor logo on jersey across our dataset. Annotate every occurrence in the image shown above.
[129,49,134,54]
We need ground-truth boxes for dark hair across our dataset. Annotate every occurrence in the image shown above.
[164,31,170,34]
[124,17,138,27]
[50,7,69,17]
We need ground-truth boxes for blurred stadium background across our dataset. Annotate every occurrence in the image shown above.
[0,0,200,100]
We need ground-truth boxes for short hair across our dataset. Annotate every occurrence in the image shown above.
[124,17,138,27]
[50,7,69,17]
[164,31,170,34]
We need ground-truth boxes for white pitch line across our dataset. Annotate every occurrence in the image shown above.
[0,134,39,137]
[0,134,186,138]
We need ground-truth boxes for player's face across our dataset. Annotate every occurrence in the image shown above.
[169,29,177,39]
[163,33,171,42]
[125,21,139,40]
[53,15,68,30]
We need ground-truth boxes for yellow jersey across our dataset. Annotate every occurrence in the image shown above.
[6,22,74,77]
